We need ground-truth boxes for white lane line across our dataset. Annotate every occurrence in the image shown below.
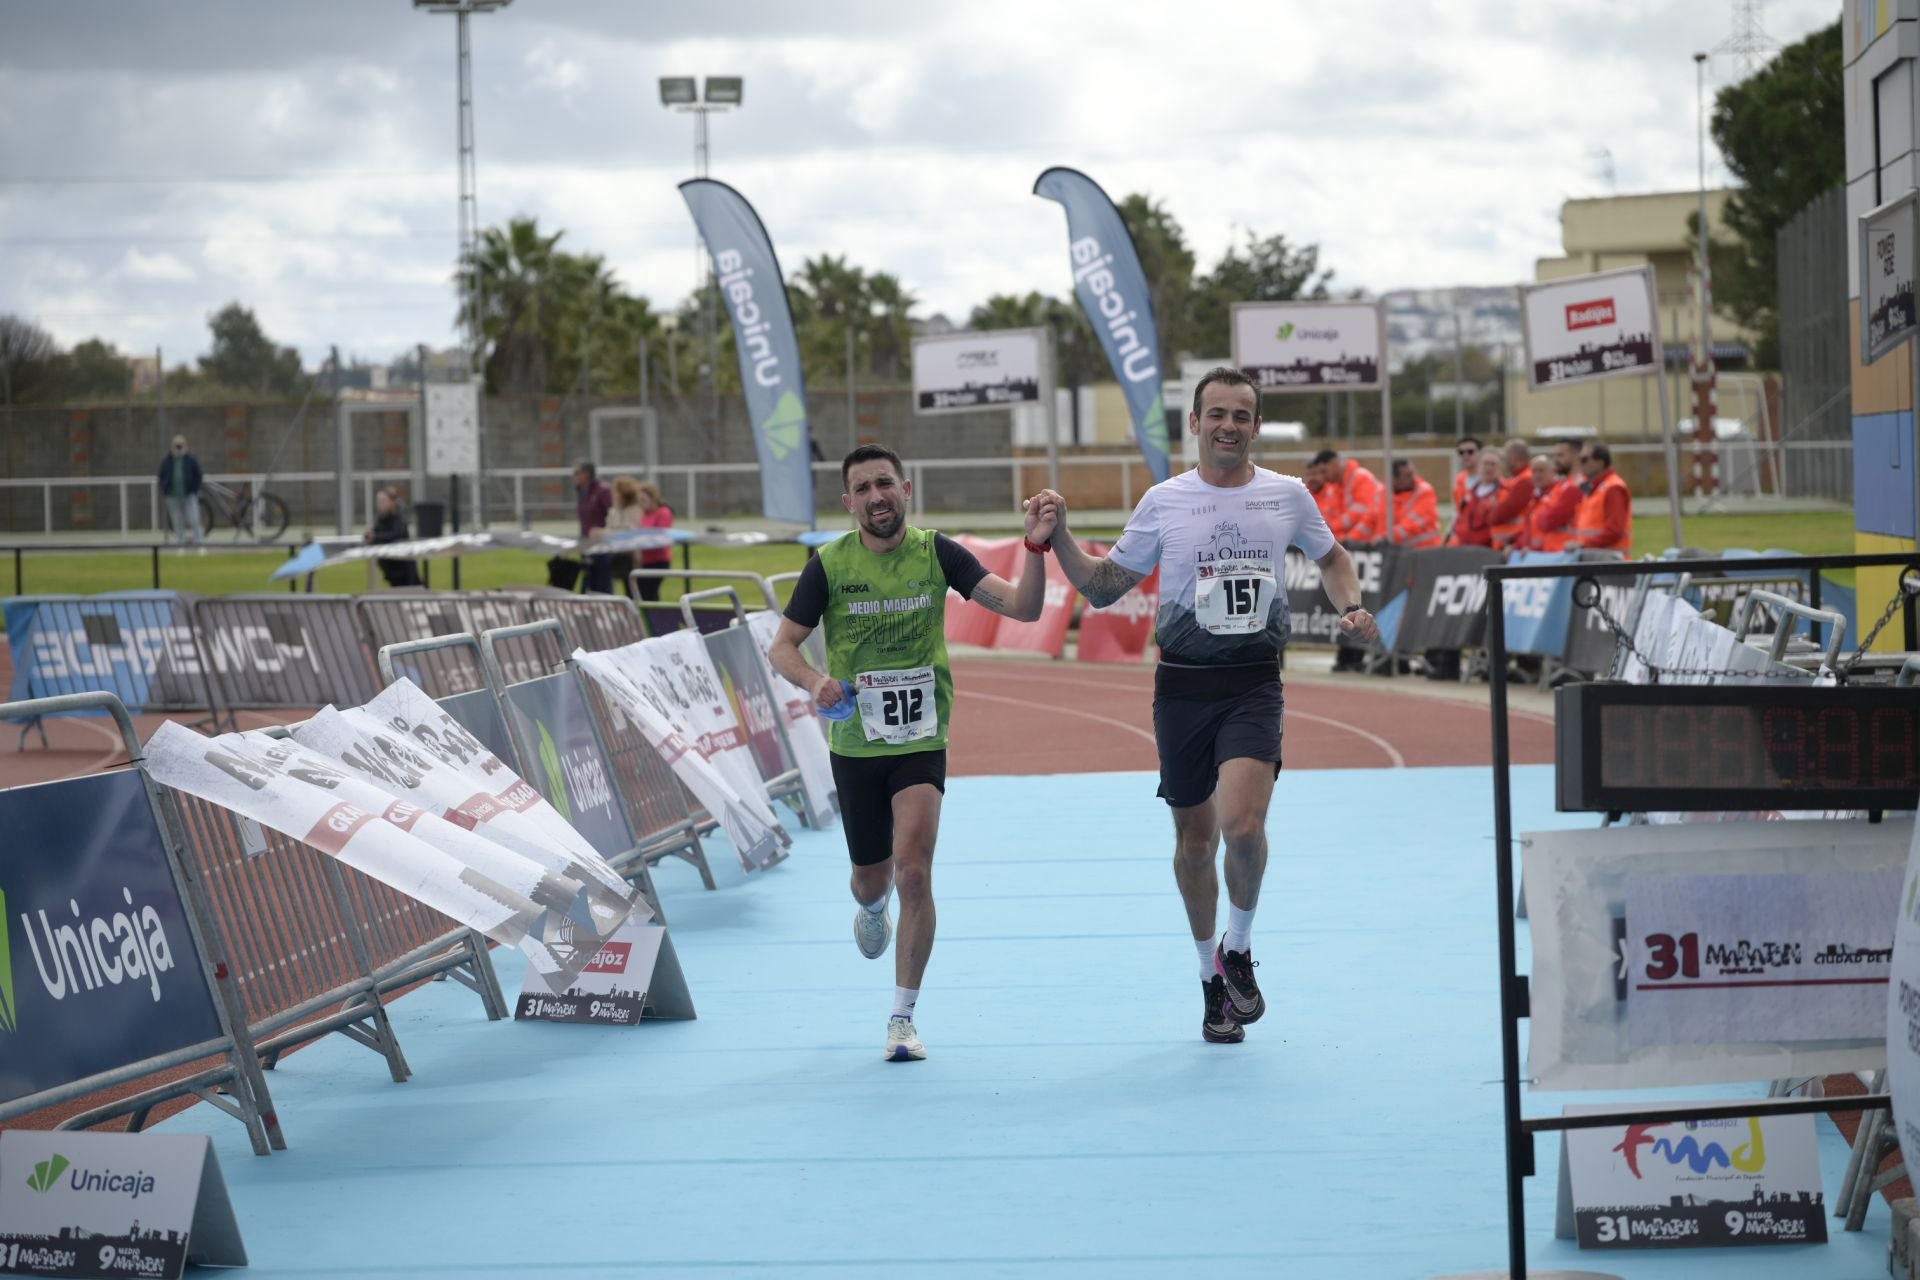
[955,689,1157,746]
[961,663,1558,730]
[964,665,1406,767]
[1282,710,1405,769]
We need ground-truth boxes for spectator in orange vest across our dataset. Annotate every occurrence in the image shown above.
[1449,452,1505,547]
[1452,436,1482,509]
[1567,442,1632,553]
[1306,460,1348,540]
[1310,449,1383,542]
[1551,438,1580,482]
[1523,454,1580,552]
[1376,460,1443,548]
[1489,439,1535,549]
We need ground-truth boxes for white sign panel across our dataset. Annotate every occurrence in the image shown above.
[1557,1106,1825,1250]
[1860,189,1920,366]
[1521,265,1662,389]
[745,608,838,826]
[1230,301,1384,392]
[1887,818,1920,1180]
[424,381,480,475]
[912,328,1046,414]
[1624,870,1897,1046]
[0,1131,245,1278]
[516,914,670,1026]
[1523,817,1908,1089]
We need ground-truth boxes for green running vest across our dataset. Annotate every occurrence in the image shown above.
[816,527,955,757]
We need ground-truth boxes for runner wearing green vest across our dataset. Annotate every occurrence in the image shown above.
[769,444,1059,1062]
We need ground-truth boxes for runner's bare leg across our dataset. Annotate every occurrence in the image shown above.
[1171,801,1221,941]
[1216,757,1276,913]
[890,783,942,989]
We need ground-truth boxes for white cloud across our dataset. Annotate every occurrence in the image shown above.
[120,249,196,282]
[524,39,586,100]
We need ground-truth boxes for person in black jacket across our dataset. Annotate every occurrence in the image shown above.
[364,487,421,587]
[157,435,204,545]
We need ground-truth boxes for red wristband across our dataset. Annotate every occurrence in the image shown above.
[1023,537,1051,555]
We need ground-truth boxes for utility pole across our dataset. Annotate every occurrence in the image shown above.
[845,321,857,456]
[1451,312,1465,439]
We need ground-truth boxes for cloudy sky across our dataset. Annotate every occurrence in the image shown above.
[0,0,1840,370]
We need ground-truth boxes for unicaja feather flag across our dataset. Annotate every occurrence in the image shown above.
[1033,167,1171,483]
[679,179,814,526]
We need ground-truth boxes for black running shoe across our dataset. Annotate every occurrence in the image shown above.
[1216,943,1265,1024]
[1202,975,1244,1044]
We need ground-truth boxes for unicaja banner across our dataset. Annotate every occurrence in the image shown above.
[1033,166,1170,483]
[679,178,814,526]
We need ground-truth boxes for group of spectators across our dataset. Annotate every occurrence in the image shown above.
[1304,436,1632,557]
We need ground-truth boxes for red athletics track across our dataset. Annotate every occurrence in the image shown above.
[0,646,1557,791]
[947,652,1555,775]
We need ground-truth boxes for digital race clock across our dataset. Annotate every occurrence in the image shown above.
[1554,683,1920,813]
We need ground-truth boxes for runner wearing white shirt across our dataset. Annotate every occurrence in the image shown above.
[1034,366,1378,1043]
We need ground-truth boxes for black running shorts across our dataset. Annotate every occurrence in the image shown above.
[1151,680,1284,809]
[829,749,948,866]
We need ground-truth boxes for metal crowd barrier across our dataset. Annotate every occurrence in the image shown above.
[3,593,219,743]
[477,619,715,891]
[0,692,282,1155]
[191,593,382,727]
[680,586,818,825]
[163,782,413,1081]
[630,568,778,637]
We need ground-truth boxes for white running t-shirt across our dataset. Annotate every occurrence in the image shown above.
[1107,466,1335,666]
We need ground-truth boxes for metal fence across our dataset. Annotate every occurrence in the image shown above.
[1777,185,1854,499]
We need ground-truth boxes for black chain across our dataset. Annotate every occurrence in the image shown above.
[1835,572,1917,680]
[1576,579,1819,685]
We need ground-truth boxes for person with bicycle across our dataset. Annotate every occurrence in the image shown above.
[158,435,204,546]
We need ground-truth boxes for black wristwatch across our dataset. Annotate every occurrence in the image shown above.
[1340,603,1364,616]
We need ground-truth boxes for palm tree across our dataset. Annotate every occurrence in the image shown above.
[463,216,567,394]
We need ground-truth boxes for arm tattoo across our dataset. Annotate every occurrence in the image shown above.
[1082,558,1143,609]
[972,585,1007,614]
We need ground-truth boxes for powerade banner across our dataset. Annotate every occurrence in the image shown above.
[1502,551,1580,659]
[1283,542,1410,649]
[3,594,206,716]
[1033,166,1170,483]
[501,673,635,863]
[1392,547,1504,654]
[679,178,813,527]
[0,770,225,1108]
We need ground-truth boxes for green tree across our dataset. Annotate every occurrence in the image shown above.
[1114,194,1195,369]
[61,338,133,400]
[465,216,569,394]
[0,314,61,403]
[1187,231,1334,354]
[199,303,304,396]
[1709,20,1844,368]
[967,291,1104,385]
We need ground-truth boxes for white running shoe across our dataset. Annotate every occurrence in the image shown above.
[885,1017,926,1062]
[854,902,892,959]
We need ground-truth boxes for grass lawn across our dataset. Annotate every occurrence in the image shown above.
[0,510,1865,631]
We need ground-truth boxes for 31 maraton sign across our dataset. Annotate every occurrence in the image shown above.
[1521,265,1662,389]
[911,329,1046,414]
[1230,301,1384,392]
[1860,189,1920,366]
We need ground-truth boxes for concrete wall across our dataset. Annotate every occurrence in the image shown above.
[0,388,1023,534]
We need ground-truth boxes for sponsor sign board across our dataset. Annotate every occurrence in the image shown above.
[0,771,224,1109]
[3,596,205,715]
[1523,817,1906,1089]
[1521,265,1662,389]
[0,1131,245,1278]
[1860,189,1920,366]
[1283,542,1409,648]
[911,329,1045,414]
[1556,1105,1825,1249]
[1501,551,1580,659]
[501,674,635,864]
[1888,814,1920,1183]
[1231,301,1385,392]
[1389,546,1503,654]
[424,381,480,475]
[745,609,838,822]
[515,913,668,1027]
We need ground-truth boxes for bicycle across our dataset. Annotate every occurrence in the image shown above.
[198,478,291,542]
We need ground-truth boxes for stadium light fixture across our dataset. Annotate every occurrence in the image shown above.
[658,77,698,106]
[702,76,744,106]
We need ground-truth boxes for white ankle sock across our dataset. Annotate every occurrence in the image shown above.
[862,895,888,914]
[891,986,918,1020]
[1196,933,1221,981]
[1224,905,1256,955]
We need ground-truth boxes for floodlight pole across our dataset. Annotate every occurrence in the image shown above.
[668,87,738,460]
[416,0,510,526]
